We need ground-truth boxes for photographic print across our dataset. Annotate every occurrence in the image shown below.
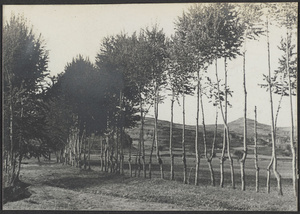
[2,2,298,211]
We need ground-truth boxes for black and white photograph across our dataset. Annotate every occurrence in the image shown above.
[2,2,298,211]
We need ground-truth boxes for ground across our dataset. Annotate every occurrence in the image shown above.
[3,157,297,211]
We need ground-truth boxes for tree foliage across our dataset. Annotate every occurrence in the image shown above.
[3,14,50,185]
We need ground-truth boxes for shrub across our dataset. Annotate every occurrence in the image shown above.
[233,150,244,160]
[282,150,291,157]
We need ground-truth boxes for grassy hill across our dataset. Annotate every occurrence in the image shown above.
[126,117,293,157]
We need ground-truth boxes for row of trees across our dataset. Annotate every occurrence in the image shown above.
[4,15,50,186]
[3,3,297,197]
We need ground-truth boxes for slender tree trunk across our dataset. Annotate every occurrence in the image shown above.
[218,58,225,188]
[56,151,59,163]
[215,57,235,189]
[286,30,297,197]
[170,92,175,180]
[60,148,64,163]
[136,101,141,177]
[149,127,155,179]
[224,57,235,190]
[109,134,113,173]
[273,157,282,195]
[100,136,104,171]
[105,136,108,172]
[128,136,132,177]
[254,106,260,192]
[135,143,138,177]
[111,131,115,173]
[240,50,248,191]
[208,107,218,186]
[266,16,282,196]
[220,129,226,187]
[140,99,146,178]
[207,160,215,183]
[269,17,283,195]
[187,167,193,184]
[16,154,22,182]
[182,94,187,184]
[64,147,67,165]
[88,137,91,170]
[267,157,273,193]
[195,71,200,186]
[223,58,229,188]
[119,91,124,175]
[227,129,235,190]
[83,137,87,170]
[120,128,124,175]
[9,81,14,186]
[155,88,164,179]
[15,98,24,183]
[75,129,78,167]
[200,79,215,186]
[5,151,9,173]
[79,128,85,169]
[77,130,81,167]
[138,119,141,177]
[116,120,119,173]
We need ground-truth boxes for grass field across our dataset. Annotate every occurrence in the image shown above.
[3,153,297,211]
[3,117,297,211]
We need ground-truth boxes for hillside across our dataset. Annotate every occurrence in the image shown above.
[126,117,293,156]
[227,117,291,140]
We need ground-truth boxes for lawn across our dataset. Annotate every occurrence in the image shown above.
[3,155,297,211]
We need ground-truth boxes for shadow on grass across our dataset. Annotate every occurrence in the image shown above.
[79,159,294,189]
[42,171,131,191]
[3,180,31,204]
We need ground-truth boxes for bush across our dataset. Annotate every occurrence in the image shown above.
[285,144,291,151]
[233,150,243,160]
[282,149,291,157]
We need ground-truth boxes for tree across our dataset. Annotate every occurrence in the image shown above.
[262,5,283,195]
[167,29,194,183]
[212,3,244,189]
[216,3,244,190]
[203,77,225,186]
[96,33,143,174]
[237,3,264,191]
[59,55,111,169]
[260,26,297,196]
[144,25,168,179]
[188,3,243,189]
[43,75,74,164]
[176,4,214,186]
[3,14,49,186]
[179,3,244,188]
[127,31,154,178]
[254,106,260,192]
[165,38,181,181]
[275,2,297,197]
[173,9,200,183]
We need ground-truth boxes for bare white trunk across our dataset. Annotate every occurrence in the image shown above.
[266,16,282,195]
[254,106,260,192]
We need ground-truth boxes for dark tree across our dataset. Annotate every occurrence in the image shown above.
[3,14,49,186]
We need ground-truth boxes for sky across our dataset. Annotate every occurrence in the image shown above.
[3,3,297,127]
